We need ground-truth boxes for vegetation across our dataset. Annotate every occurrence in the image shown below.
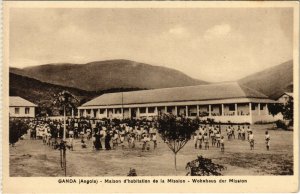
[186,155,226,176]
[268,98,293,129]
[268,103,284,116]
[53,91,79,139]
[10,72,145,116]
[157,114,198,170]
[9,119,29,146]
[127,168,137,176]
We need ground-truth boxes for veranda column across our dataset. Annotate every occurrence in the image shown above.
[137,107,140,118]
[121,108,124,119]
[185,106,188,117]
[258,103,261,115]
[146,107,149,119]
[84,109,87,117]
[91,109,94,118]
[113,108,115,118]
[196,105,199,117]
[71,108,74,118]
[249,103,252,124]
[129,108,131,118]
[98,109,100,119]
[77,109,80,118]
[105,108,108,118]
[174,106,178,116]
[235,103,238,116]
[155,107,158,116]
[208,105,212,116]
[165,106,167,113]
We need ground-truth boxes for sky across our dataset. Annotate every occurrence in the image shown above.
[9,8,293,82]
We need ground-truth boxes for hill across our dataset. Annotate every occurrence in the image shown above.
[238,60,293,99]
[9,73,144,115]
[10,59,207,91]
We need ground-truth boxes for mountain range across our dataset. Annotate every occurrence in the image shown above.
[10,59,206,91]
[238,60,293,99]
[10,59,293,115]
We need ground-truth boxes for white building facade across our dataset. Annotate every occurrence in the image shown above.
[9,96,37,118]
[78,83,281,124]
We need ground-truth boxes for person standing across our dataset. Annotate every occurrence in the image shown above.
[94,130,102,150]
[249,131,255,150]
[105,131,112,150]
[265,131,270,151]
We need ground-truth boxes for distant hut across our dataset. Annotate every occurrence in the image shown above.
[276,92,293,105]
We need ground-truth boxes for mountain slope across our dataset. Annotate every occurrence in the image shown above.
[9,72,97,107]
[10,59,207,91]
[238,60,293,99]
[9,73,144,115]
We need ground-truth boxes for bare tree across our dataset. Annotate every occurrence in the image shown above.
[157,114,198,170]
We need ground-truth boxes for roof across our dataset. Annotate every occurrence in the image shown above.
[9,96,37,107]
[277,92,294,99]
[285,92,293,97]
[81,82,272,107]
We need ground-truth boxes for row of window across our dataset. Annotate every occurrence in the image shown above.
[82,103,267,116]
[14,108,31,114]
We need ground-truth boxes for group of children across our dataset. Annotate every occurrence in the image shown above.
[193,125,225,152]
[87,122,159,151]
[27,118,159,152]
[193,124,271,151]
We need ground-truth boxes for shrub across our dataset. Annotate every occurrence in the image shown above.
[127,168,137,176]
[275,120,288,130]
[9,119,29,146]
[186,155,226,176]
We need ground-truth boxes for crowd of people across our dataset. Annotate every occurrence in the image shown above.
[25,118,271,152]
[27,118,159,151]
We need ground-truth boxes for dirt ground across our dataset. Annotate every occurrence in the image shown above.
[9,124,293,176]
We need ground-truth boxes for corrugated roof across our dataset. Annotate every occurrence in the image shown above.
[9,96,37,107]
[81,82,270,107]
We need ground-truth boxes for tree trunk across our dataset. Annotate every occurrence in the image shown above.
[174,153,177,171]
[63,106,66,140]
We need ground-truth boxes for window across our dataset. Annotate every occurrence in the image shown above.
[15,108,19,114]
[87,109,91,114]
[139,107,146,114]
[228,104,235,111]
[25,108,30,114]
[148,107,155,113]
[251,103,256,111]
[115,108,121,114]
[100,109,106,114]
[167,106,173,113]
[260,104,265,110]
[188,106,197,116]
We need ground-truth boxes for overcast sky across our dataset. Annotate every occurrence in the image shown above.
[9,8,293,82]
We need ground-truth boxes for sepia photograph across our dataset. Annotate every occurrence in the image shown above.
[2,1,299,193]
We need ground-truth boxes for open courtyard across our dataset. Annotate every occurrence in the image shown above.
[10,124,293,177]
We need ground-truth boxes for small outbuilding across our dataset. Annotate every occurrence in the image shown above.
[9,96,37,118]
